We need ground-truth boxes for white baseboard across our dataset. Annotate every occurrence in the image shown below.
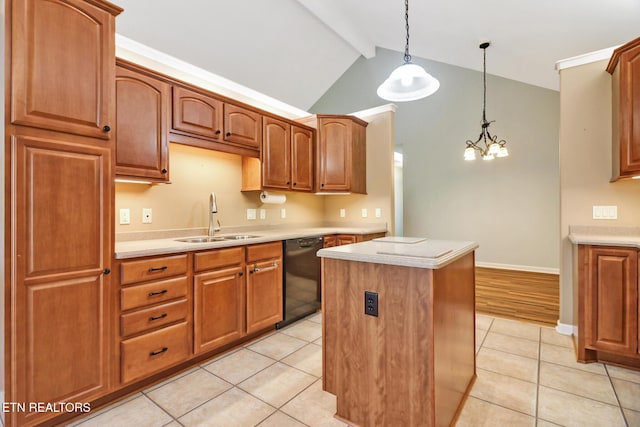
[556,321,575,336]
[476,261,559,275]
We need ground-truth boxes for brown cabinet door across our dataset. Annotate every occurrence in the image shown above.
[172,86,224,140]
[262,117,291,189]
[10,134,112,425]
[317,118,352,192]
[194,266,245,354]
[584,246,638,355]
[337,234,358,246]
[224,103,262,149]
[291,125,314,192]
[618,43,640,176]
[10,0,118,139]
[323,235,337,248]
[116,65,170,181]
[246,259,283,334]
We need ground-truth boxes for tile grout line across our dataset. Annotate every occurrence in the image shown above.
[604,364,630,427]
[534,326,541,424]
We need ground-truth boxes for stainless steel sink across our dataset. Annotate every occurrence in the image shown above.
[175,234,260,243]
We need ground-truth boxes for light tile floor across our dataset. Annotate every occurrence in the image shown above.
[71,313,640,427]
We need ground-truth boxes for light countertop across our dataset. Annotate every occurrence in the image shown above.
[568,225,640,247]
[317,237,478,269]
[115,224,387,259]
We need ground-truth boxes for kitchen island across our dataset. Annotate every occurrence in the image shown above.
[318,237,478,427]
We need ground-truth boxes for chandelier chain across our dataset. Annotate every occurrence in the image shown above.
[482,46,487,123]
[404,0,411,63]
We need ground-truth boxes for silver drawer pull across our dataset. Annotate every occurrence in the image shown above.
[250,262,278,274]
[150,347,168,357]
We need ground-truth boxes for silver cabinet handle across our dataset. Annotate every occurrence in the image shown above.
[250,262,278,274]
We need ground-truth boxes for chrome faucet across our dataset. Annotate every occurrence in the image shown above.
[208,192,218,237]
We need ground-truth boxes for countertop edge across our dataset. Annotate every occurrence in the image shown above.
[317,240,479,269]
[114,226,387,259]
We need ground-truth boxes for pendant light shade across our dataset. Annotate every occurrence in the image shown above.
[377,0,439,102]
[377,63,440,102]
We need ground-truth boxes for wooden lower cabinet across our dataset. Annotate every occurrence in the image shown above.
[324,232,387,248]
[8,132,113,427]
[118,254,191,385]
[246,242,283,334]
[577,245,640,367]
[194,247,246,354]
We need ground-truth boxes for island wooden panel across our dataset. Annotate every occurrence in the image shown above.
[322,253,476,427]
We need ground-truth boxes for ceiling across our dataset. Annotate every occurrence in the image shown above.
[114,0,640,111]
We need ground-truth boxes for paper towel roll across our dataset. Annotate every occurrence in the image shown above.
[260,191,286,204]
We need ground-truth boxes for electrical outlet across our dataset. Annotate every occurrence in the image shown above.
[259,208,266,220]
[364,291,378,317]
[375,208,382,218]
[119,208,130,225]
[247,208,257,220]
[281,208,286,219]
[340,208,346,218]
[142,208,152,224]
[361,208,368,218]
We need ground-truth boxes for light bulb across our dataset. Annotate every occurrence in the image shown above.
[488,142,500,154]
[497,146,509,158]
[482,153,494,160]
[464,147,476,161]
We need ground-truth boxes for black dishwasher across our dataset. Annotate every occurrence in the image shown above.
[276,236,323,328]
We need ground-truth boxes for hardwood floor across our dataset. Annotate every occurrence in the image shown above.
[475,267,559,327]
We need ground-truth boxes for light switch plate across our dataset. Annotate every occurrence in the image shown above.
[247,209,257,220]
[340,208,346,218]
[280,208,286,219]
[119,208,130,225]
[259,208,266,220]
[361,208,368,218]
[592,205,618,220]
[375,208,382,218]
[142,208,152,224]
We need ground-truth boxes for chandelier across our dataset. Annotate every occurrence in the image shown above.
[376,0,440,102]
[464,42,509,161]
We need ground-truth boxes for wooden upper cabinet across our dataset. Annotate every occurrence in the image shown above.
[10,0,121,140]
[608,37,640,180]
[313,115,367,194]
[116,64,170,182]
[172,85,224,141]
[291,125,314,191]
[262,117,291,189]
[224,103,262,150]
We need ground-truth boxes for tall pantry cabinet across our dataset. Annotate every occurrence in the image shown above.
[5,1,122,426]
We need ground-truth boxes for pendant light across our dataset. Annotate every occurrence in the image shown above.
[377,0,440,102]
[464,42,509,161]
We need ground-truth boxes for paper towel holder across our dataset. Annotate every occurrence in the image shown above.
[260,191,286,204]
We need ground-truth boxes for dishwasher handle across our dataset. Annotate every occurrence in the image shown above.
[297,237,323,248]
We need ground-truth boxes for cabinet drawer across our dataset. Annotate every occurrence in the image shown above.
[246,242,282,263]
[121,322,190,384]
[121,276,188,311]
[120,254,188,285]
[121,298,188,337]
[194,246,244,272]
